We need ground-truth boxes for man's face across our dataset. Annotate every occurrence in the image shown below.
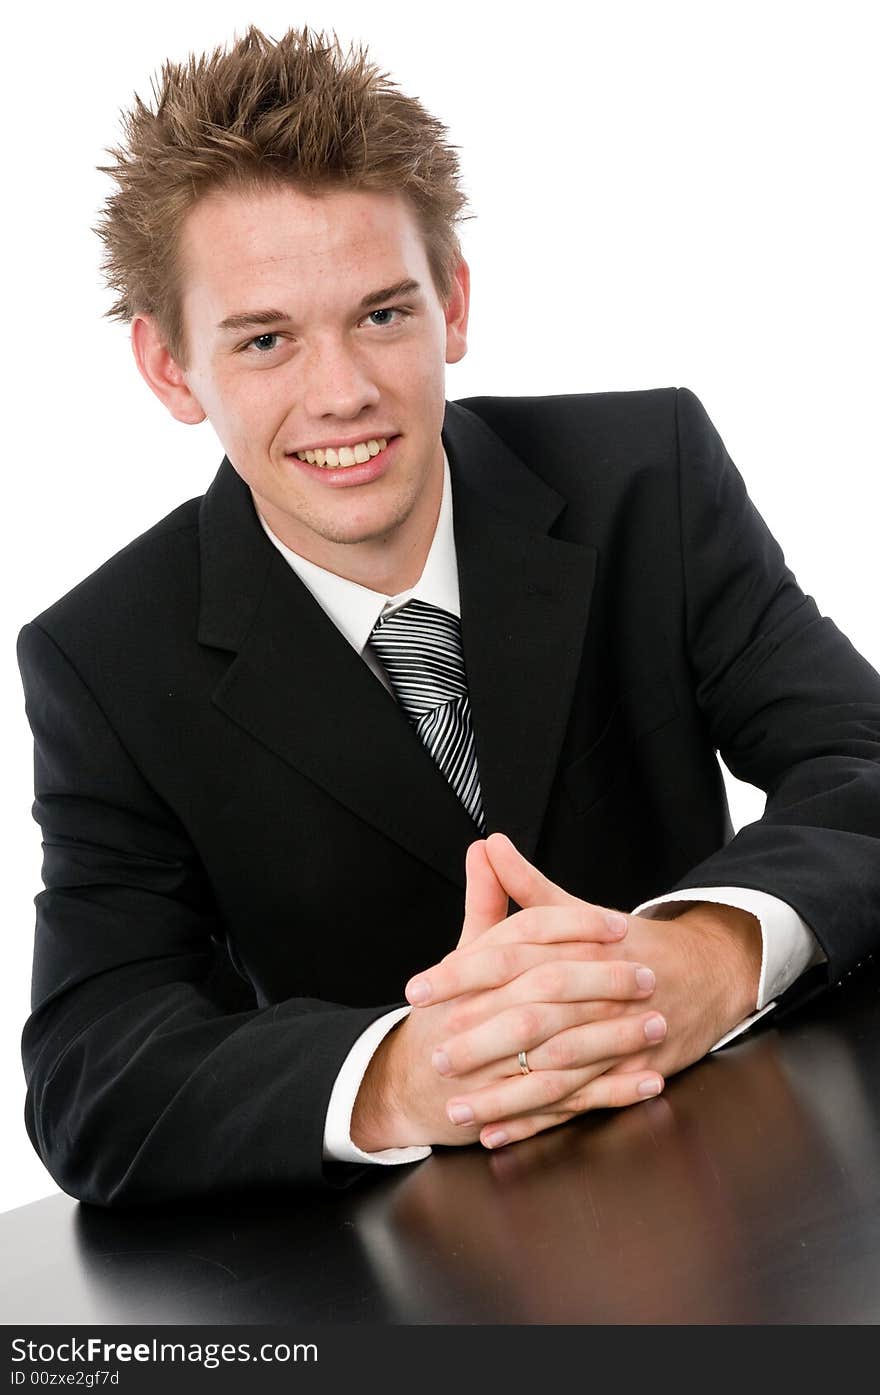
[173,183,468,571]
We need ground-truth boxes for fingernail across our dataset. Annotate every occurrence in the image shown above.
[604,911,628,937]
[483,1130,509,1149]
[407,978,432,1005]
[432,1049,452,1076]
[448,1103,474,1125]
[644,1014,667,1042]
[635,966,655,992]
[638,1077,663,1098]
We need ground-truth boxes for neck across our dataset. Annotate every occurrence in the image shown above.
[323,528,435,597]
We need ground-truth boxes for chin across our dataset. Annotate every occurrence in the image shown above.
[318,504,414,547]
[319,521,403,547]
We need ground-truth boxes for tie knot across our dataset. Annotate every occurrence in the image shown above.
[368,598,466,719]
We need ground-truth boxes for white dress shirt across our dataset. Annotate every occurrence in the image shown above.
[257,450,826,1167]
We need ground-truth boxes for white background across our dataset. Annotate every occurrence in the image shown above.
[2,0,877,1214]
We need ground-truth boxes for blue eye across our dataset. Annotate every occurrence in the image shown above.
[366,307,412,327]
[249,333,279,353]
[241,307,411,357]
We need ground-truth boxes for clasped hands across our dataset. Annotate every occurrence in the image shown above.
[351,832,762,1153]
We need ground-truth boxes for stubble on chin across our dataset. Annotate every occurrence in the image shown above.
[312,506,415,549]
[308,481,423,549]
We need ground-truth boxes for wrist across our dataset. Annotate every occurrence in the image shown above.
[672,901,762,1026]
[350,1018,416,1152]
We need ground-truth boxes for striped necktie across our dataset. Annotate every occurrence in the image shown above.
[368,598,486,833]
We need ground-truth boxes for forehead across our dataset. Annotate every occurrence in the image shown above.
[178,184,429,318]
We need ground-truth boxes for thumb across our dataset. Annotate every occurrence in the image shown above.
[458,839,510,947]
[485,832,628,935]
[483,831,582,909]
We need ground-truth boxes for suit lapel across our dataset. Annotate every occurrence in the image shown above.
[198,400,598,887]
[443,404,598,865]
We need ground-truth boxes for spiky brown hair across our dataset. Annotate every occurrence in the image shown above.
[94,24,473,366]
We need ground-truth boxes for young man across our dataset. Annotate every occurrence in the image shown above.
[16,26,880,1205]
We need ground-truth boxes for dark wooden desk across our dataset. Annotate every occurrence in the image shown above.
[3,967,880,1325]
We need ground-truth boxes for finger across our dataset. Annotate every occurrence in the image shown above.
[478,1072,665,1149]
[478,900,629,949]
[434,1001,586,1077]
[498,958,655,1010]
[458,840,510,948]
[445,1064,609,1129]
[406,914,627,1007]
[484,832,627,935]
[523,1010,667,1073]
[433,975,659,1075]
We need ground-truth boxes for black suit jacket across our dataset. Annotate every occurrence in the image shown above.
[17,387,880,1206]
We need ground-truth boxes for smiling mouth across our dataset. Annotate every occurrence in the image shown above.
[289,436,394,469]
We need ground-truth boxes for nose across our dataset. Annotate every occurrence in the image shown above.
[300,336,382,421]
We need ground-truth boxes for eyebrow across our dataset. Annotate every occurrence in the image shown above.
[216,279,422,334]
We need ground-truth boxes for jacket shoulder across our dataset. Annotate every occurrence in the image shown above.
[23,493,204,648]
[453,386,681,456]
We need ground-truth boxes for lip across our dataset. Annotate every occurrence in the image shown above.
[285,434,401,488]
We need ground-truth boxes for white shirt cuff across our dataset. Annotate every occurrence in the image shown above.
[630,885,827,1051]
[322,1006,432,1166]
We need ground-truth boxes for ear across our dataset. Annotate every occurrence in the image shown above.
[130,313,207,425]
[443,258,470,366]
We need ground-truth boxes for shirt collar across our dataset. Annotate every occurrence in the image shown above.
[256,448,460,655]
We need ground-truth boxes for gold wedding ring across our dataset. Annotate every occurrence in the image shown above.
[518,1050,530,1075]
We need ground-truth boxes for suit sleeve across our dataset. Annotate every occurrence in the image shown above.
[666,387,880,991]
[16,621,397,1207]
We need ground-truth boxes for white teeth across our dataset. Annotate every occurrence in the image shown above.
[294,437,388,468]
